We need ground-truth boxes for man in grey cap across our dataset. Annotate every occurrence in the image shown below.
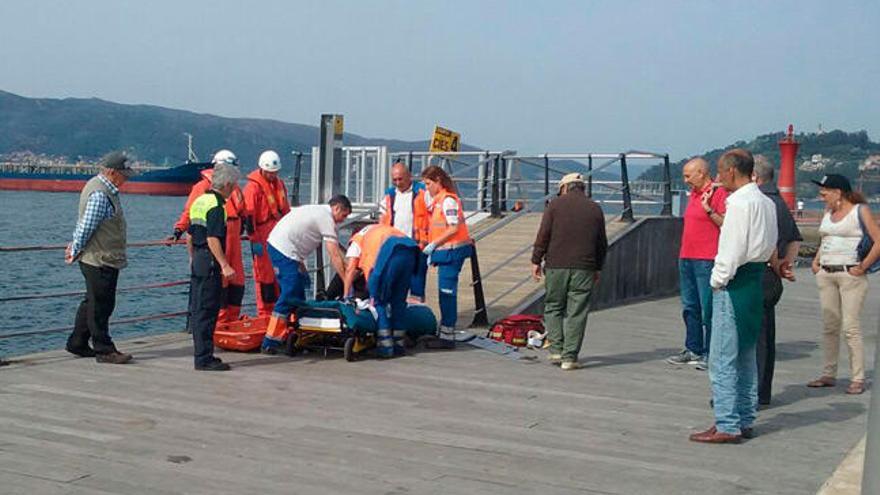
[531,172,607,370]
[65,151,136,364]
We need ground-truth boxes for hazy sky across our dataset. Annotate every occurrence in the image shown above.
[1,0,877,160]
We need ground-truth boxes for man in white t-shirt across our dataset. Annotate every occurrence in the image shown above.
[260,195,352,353]
[379,162,430,301]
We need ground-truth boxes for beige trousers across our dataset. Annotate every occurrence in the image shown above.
[815,270,868,381]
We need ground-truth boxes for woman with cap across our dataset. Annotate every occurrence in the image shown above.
[808,174,880,394]
[420,165,473,336]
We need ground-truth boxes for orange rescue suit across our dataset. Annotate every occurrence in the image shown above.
[243,169,290,317]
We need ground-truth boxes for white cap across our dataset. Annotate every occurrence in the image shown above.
[258,150,281,172]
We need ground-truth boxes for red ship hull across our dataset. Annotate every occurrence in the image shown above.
[0,177,194,196]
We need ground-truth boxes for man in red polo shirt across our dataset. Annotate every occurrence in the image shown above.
[666,157,727,370]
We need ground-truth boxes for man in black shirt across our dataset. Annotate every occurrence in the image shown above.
[754,157,802,405]
[187,164,240,371]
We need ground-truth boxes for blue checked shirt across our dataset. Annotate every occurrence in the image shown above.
[70,174,118,258]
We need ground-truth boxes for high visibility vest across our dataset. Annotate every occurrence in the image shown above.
[380,182,429,245]
[351,224,404,280]
[189,192,227,227]
[246,169,290,225]
[428,190,470,249]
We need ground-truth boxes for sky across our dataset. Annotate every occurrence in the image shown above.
[1,0,877,161]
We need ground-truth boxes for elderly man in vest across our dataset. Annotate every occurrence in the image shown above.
[170,149,247,323]
[690,149,777,444]
[65,151,136,364]
[244,150,291,317]
[343,224,420,358]
[379,162,430,302]
[187,164,241,371]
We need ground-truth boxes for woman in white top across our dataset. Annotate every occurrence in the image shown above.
[808,174,880,394]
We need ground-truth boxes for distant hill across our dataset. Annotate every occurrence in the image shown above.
[0,89,445,168]
[638,129,880,196]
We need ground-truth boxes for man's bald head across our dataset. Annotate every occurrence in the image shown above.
[682,157,711,191]
[391,162,413,191]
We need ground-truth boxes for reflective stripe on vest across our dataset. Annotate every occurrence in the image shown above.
[352,224,404,280]
[190,193,227,226]
[428,190,470,248]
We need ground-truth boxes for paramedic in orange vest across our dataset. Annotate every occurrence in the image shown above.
[344,224,419,358]
[420,165,473,336]
[378,162,430,302]
[243,150,290,317]
[170,149,247,323]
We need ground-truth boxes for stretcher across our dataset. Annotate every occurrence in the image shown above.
[286,300,378,361]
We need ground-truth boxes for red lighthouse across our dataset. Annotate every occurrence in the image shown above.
[777,124,799,210]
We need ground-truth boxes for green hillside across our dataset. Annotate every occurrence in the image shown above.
[638,130,880,196]
[0,90,437,168]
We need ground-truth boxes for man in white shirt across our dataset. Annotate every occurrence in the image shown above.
[379,162,430,301]
[690,149,778,444]
[260,195,352,353]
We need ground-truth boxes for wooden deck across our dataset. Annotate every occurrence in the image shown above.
[0,268,874,494]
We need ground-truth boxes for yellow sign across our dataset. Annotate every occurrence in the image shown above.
[429,125,460,153]
[333,115,344,137]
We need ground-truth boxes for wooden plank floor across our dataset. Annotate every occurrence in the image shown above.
[1,268,874,494]
[424,213,629,326]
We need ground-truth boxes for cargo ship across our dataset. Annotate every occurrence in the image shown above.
[0,160,210,196]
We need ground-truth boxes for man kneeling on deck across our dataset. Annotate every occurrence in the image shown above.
[187,164,241,371]
[343,224,420,358]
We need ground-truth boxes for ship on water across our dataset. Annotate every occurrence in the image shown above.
[0,135,211,196]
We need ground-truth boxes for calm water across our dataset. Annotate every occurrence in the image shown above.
[0,190,256,358]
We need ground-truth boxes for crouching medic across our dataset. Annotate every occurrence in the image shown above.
[343,224,420,358]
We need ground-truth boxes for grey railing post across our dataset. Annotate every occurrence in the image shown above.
[862,313,880,493]
[500,156,509,212]
[587,154,594,198]
[469,246,489,327]
[490,154,501,218]
[407,151,414,173]
[543,154,550,197]
[661,154,673,216]
[620,153,635,223]
[290,151,303,207]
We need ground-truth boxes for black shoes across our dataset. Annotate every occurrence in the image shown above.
[95,351,133,364]
[66,345,97,358]
[195,357,230,371]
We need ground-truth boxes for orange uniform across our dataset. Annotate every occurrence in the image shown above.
[175,169,246,322]
[243,169,290,317]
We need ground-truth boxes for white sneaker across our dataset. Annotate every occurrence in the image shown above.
[548,354,563,364]
[560,361,583,371]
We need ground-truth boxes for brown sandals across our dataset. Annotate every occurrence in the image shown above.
[846,381,865,395]
[806,377,836,388]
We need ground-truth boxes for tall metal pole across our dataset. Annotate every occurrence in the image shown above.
[862,313,880,493]
[543,154,550,197]
[290,151,303,207]
[619,154,635,223]
[661,154,672,216]
[587,155,594,198]
[490,154,501,218]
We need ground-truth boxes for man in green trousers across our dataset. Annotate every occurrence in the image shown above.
[531,173,608,370]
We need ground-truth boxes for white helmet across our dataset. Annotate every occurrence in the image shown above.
[258,150,281,172]
[212,149,238,166]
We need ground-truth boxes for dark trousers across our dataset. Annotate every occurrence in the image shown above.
[190,250,222,367]
[757,267,784,404]
[69,262,119,354]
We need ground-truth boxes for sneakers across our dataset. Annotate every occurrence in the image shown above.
[666,349,702,366]
[560,361,583,371]
[548,354,563,364]
[195,357,230,371]
[95,351,132,364]
[695,356,708,371]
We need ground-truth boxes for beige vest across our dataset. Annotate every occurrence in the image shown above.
[76,175,127,269]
